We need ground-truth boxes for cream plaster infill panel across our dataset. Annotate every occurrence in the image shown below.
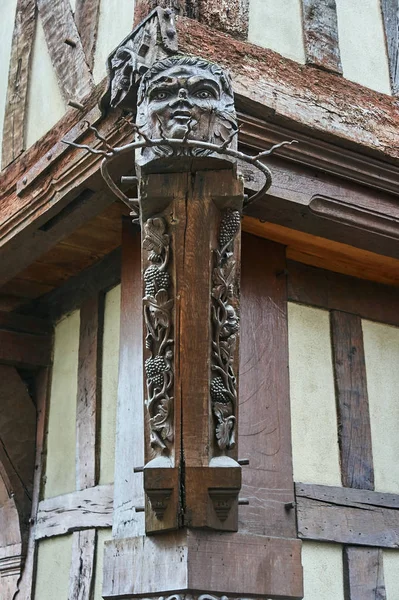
[25,15,66,149]
[248,0,305,64]
[288,303,341,486]
[302,542,344,600]
[100,284,121,484]
[44,310,80,498]
[362,319,399,494]
[93,0,135,84]
[34,535,73,600]
[335,0,391,94]
[0,0,18,154]
[384,550,399,600]
[93,528,113,600]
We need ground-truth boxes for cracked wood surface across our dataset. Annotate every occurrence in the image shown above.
[35,484,113,539]
[296,483,399,547]
[1,0,36,169]
[74,0,101,72]
[381,0,399,95]
[344,547,387,600]
[301,0,342,73]
[68,529,96,600]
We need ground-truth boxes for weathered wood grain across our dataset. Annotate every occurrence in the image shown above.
[68,529,96,600]
[381,0,398,95]
[1,0,36,168]
[287,260,399,327]
[37,0,93,102]
[296,483,399,547]
[35,484,113,539]
[302,0,342,73]
[344,547,386,600]
[76,294,104,490]
[331,311,374,490]
[199,0,249,40]
[112,220,144,539]
[0,329,52,368]
[74,0,101,71]
[239,234,296,538]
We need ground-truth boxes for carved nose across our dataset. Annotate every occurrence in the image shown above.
[178,88,187,99]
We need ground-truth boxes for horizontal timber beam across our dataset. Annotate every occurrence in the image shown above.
[296,483,399,548]
[0,329,52,368]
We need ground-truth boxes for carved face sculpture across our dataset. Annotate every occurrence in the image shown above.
[136,56,237,166]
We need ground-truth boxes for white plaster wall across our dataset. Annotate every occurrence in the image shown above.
[248,0,305,63]
[362,320,399,494]
[335,0,391,94]
[0,0,18,155]
[93,528,113,600]
[384,550,399,600]
[99,284,121,484]
[288,303,341,486]
[44,310,80,499]
[25,15,66,149]
[34,535,73,600]
[302,542,344,600]
[92,0,135,83]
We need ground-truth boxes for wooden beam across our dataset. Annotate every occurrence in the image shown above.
[239,234,296,538]
[381,0,398,95]
[112,220,144,539]
[301,0,342,73]
[0,311,51,335]
[74,0,101,71]
[68,529,96,600]
[331,311,374,490]
[35,484,114,539]
[243,217,399,287]
[1,0,36,168]
[296,483,399,547]
[287,260,399,327]
[344,547,386,600]
[0,329,52,368]
[37,0,93,103]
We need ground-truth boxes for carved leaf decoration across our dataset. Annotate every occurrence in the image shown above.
[144,290,173,328]
[143,217,169,255]
[222,256,236,288]
[214,405,235,450]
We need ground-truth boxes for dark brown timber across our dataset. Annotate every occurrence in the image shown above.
[0,330,52,368]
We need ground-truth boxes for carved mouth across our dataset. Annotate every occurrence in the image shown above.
[172,110,192,122]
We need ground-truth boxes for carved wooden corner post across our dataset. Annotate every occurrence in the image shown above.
[136,56,243,532]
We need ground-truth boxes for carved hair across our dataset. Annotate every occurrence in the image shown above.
[137,54,234,104]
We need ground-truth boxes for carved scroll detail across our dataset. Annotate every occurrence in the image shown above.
[211,209,240,451]
[143,217,174,453]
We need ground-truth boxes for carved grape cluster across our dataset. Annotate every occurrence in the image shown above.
[219,210,240,249]
[144,265,170,297]
[210,376,229,402]
[145,356,167,388]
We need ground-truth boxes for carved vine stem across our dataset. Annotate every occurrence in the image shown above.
[143,217,174,453]
[211,209,241,451]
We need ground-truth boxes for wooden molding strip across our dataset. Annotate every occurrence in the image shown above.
[296,483,399,547]
[35,484,114,539]
[381,0,398,95]
[1,0,36,169]
[37,0,93,103]
[74,0,101,72]
[301,0,342,74]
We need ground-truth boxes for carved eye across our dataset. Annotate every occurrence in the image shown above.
[153,90,170,100]
[195,90,214,99]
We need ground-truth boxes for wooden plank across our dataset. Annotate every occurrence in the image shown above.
[112,220,144,539]
[287,260,399,327]
[68,529,96,600]
[0,329,52,368]
[331,311,374,490]
[35,484,113,539]
[344,547,386,600]
[37,0,93,102]
[74,0,101,71]
[1,0,36,168]
[0,311,52,335]
[381,0,398,95]
[302,0,342,73]
[76,294,103,490]
[30,247,121,322]
[239,234,296,538]
[296,483,399,547]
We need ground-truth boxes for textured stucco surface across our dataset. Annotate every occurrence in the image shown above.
[34,535,73,599]
[0,0,17,153]
[384,550,399,600]
[336,0,391,94]
[288,303,341,486]
[248,0,305,63]
[25,16,65,148]
[100,284,121,484]
[302,542,344,600]
[44,310,80,498]
[363,319,399,494]
[93,0,135,83]
[93,528,113,599]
